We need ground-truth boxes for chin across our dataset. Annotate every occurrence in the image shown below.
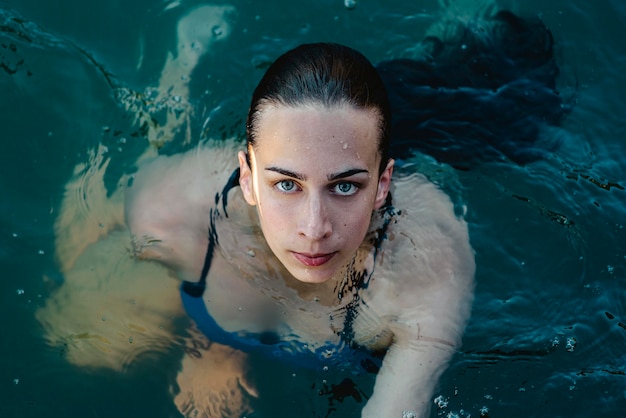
[287,265,337,285]
[292,271,334,285]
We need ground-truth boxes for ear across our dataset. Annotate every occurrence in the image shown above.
[374,158,394,209]
[238,150,257,206]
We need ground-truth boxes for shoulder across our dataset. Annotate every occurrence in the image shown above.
[364,172,475,315]
[124,144,240,281]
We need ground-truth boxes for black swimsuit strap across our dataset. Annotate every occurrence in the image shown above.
[182,168,240,298]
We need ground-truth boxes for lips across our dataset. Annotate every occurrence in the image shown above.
[292,252,336,267]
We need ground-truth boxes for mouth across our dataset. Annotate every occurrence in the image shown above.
[292,252,337,267]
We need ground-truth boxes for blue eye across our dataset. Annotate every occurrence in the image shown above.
[276,180,298,193]
[333,182,358,196]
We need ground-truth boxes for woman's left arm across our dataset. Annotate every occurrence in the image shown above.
[362,178,475,417]
[361,319,461,418]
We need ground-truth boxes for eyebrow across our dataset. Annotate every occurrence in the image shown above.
[265,167,369,181]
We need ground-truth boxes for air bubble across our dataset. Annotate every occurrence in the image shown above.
[433,395,449,408]
[16,289,24,295]
[344,0,357,9]
[566,337,577,352]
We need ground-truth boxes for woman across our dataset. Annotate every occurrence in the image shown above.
[126,43,475,417]
[37,8,567,417]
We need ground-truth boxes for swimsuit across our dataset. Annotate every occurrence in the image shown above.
[180,168,394,373]
[180,288,382,373]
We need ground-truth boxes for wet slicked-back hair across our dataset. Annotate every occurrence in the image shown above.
[246,43,391,175]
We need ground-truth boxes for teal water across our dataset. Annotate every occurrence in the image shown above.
[1,0,625,417]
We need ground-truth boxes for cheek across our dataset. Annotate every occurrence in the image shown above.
[336,206,372,240]
[256,197,293,237]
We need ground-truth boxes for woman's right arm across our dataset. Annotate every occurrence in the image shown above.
[125,145,238,282]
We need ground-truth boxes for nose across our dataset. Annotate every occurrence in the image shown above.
[297,195,332,240]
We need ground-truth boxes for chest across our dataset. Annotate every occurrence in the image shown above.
[199,248,393,353]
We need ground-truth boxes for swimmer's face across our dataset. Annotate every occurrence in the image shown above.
[238,105,393,284]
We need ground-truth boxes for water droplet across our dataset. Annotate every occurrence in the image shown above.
[38,250,45,255]
[402,411,417,418]
[342,142,348,149]
[13,378,19,385]
[247,249,256,257]
[12,233,18,238]
[212,25,223,37]
[128,337,134,344]
[322,366,329,372]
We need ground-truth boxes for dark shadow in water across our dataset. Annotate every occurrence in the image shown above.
[378,10,574,169]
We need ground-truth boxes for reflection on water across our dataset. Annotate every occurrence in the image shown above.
[1,0,626,417]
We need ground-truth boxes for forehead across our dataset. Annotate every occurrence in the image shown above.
[251,104,382,169]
